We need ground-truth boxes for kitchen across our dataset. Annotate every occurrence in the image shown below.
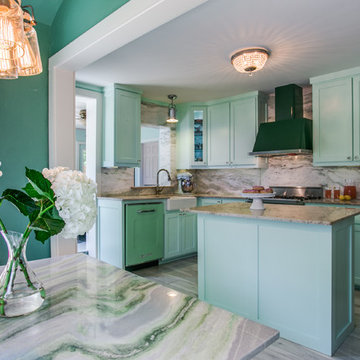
[1,0,360,359]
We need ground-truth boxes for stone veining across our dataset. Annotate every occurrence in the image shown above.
[0,254,279,360]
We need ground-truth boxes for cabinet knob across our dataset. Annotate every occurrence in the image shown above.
[347,156,351,160]
[355,156,359,160]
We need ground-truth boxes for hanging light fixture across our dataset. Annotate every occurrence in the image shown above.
[231,47,270,76]
[167,94,178,124]
[0,0,42,79]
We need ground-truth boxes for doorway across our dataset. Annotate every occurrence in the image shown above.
[75,88,103,257]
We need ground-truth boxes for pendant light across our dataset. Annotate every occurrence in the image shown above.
[0,0,42,79]
[167,94,178,124]
[231,47,270,76]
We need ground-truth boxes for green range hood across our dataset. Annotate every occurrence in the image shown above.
[249,84,313,157]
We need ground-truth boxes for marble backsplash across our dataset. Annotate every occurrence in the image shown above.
[193,155,360,198]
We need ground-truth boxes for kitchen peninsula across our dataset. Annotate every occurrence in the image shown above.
[0,254,279,360]
[189,202,360,356]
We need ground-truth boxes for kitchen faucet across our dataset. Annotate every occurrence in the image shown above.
[155,169,172,195]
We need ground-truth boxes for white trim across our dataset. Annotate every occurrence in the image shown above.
[48,0,208,258]
[75,89,103,259]
[49,0,208,71]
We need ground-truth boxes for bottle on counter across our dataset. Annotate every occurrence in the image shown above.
[333,186,340,200]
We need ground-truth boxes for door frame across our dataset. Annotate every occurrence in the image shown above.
[48,0,208,257]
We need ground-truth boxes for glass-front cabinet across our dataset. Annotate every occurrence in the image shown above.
[192,107,207,166]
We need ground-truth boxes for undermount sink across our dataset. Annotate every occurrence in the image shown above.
[166,196,197,211]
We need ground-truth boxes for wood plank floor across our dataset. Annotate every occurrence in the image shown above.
[132,256,360,360]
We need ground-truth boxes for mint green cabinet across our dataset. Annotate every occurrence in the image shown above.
[207,103,230,166]
[176,92,265,169]
[231,97,261,166]
[312,78,353,164]
[103,85,142,167]
[164,212,181,259]
[164,211,197,260]
[125,203,164,266]
[192,107,207,166]
[355,225,360,288]
[311,67,360,166]
[97,198,124,268]
[197,197,245,206]
[353,75,360,160]
[198,198,223,206]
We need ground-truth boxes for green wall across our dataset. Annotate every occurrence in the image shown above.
[0,23,51,265]
[50,0,131,55]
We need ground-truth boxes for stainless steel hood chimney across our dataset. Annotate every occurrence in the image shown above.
[249,84,313,157]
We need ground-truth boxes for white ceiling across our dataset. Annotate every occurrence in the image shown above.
[76,0,360,103]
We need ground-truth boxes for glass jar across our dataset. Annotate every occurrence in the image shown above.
[333,186,340,200]
[324,187,332,199]
[343,180,357,199]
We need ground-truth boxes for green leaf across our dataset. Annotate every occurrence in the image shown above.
[25,168,54,202]
[34,230,51,244]
[1,189,38,216]
[30,215,65,237]
[23,183,43,200]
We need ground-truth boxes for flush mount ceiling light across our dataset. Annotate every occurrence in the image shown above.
[231,47,270,76]
[167,94,178,124]
[0,0,42,79]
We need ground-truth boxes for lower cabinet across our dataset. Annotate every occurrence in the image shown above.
[197,197,245,206]
[355,222,360,287]
[164,211,197,260]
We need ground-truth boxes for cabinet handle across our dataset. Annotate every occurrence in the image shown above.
[347,156,351,160]
[137,209,156,214]
[355,156,359,160]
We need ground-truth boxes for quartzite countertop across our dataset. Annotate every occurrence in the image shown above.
[188,202,360,225]
[0,254,279,360]
[98,193,360,206]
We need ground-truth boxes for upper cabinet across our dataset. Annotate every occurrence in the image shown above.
[208,102,230,166]
[192,107,207,166]
[177,91,265,169]
[103,85,142,167]
[311,67,360,166]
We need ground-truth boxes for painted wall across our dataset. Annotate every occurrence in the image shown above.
[50,0,131,55]
[0,23,51,265]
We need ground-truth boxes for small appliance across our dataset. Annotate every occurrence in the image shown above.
[177,172,194,193]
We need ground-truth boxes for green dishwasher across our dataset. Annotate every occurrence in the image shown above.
[125,203,164,267]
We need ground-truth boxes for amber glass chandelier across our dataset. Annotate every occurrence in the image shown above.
[0,0,42,79]
[231,47,270,76]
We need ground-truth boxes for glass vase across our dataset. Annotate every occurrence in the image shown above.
[0,231,45,317]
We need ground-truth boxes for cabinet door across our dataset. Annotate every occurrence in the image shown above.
[312,78,353,164]
[191,107,207,166]
[114,89,141,166]
[198,198,222,206]
[97,200,124,268]
[207,103,230,166]
[355,225,360,287]
[125,203,164,266]
[231,97,258,166]
[353,75,360,161]
[164,212,182,259]
[182,213,197,254]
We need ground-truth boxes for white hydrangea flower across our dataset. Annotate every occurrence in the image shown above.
[42,167,97,239]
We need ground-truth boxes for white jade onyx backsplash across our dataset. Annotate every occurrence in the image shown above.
[192,155,360,198]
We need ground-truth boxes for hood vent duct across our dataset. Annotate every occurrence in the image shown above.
[249,84,313,157]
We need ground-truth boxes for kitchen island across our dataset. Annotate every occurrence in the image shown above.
[189,202,360,356]
[0,254,278,360]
